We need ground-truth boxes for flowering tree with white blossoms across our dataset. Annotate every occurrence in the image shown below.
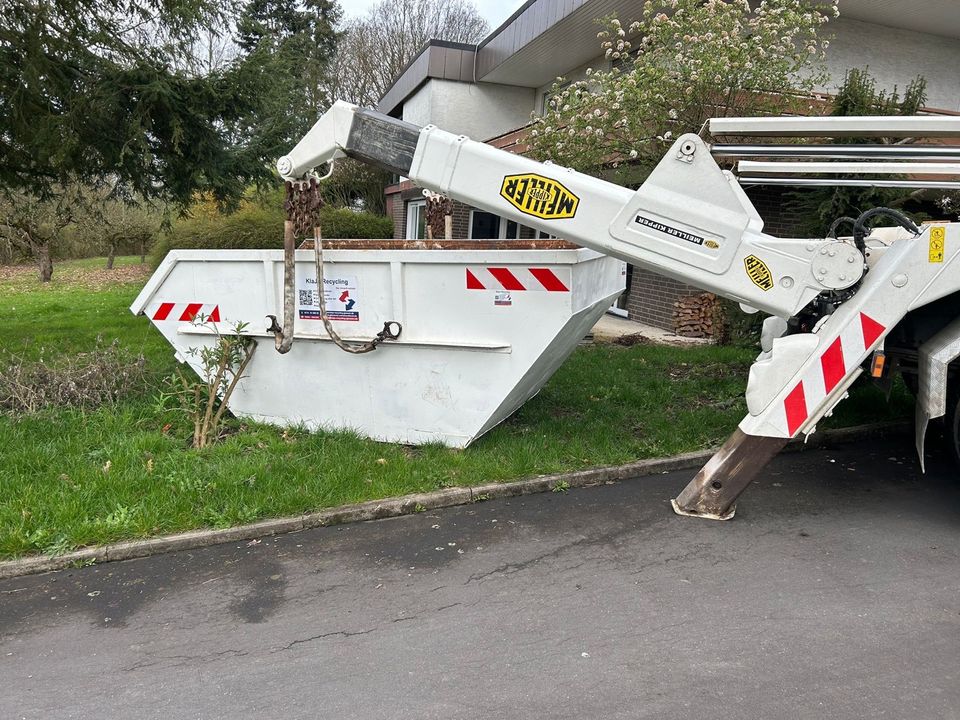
[528,0,839,175]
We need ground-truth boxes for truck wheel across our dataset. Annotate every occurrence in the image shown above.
[949,390,960,469]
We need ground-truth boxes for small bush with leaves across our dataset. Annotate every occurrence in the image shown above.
[158,316,256,449]
[0,338,148,414]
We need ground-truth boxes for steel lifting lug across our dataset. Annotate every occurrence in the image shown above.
[676,139,697,163]
[377,321,403,342]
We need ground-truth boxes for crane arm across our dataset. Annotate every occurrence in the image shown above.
[277,102,861,320]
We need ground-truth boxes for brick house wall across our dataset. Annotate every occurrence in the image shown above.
[625,270,697,328]
[387,180,476,239]
[747,186,811,238]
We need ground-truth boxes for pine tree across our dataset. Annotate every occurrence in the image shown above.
[0,0,340,207]
[788,68,929,236]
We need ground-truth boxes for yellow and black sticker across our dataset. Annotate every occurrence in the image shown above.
[929,226,945,263]
[744,255,774,291]
[500,174,579,220]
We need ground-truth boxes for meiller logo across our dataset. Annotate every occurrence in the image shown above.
[744,254,775,291]
[500,173,579,220]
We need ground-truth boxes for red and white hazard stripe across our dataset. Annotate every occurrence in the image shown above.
[150,302,221,323]
[783,311,886,435]
[465,267,569,292]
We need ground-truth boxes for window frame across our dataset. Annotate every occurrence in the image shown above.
[467,210,529,240]
[405,199,426,239]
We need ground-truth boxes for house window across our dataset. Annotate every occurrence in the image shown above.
[406,200,426,239]
[469,210,499,239]
[611,49,639,73]
[541,81,571,115]
[469,211,533,240]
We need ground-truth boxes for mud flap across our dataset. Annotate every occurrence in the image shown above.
[672,429,789,520]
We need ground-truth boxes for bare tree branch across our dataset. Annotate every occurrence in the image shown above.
[328,0,488,107]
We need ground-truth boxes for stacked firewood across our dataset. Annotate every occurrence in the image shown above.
[673,293,727,340]
[424,191,453,240]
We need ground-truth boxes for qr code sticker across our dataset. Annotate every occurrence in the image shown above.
[298,289,315,306]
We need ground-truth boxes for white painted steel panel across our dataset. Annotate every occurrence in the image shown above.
[738,161,960,176]
[711,116,960,138]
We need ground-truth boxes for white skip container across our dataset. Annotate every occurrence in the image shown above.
[131,240,626,447]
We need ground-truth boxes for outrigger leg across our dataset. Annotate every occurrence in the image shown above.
[671,430,788,520]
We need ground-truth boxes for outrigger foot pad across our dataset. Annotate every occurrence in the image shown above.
[672,429,788,520]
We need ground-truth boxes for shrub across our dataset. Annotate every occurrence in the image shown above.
[151,203,394,266]
[157,318,256,449]
[529,0,836,174]
[0,339,149,415]
[321,207,395,239]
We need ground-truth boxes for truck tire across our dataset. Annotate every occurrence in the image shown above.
[949,389,960,469]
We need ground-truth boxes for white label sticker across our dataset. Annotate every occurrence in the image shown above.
[298,273,360,322]
[494,291,512,307]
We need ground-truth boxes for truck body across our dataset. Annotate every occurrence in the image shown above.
[271,102,960,518]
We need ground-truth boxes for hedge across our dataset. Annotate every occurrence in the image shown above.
[151,205,394,266]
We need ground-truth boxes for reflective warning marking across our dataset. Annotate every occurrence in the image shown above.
[782,312,886,435]
[150,302,220,322]
[466,267,570,292]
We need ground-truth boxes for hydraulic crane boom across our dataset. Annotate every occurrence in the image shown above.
[278,101,960,519]
[279,102,864,319]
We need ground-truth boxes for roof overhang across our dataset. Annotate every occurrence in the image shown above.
[475,0,960,88]
[379,0,960,110]
[838,0,960,40]
[378,40,477,116]
[475,0,638,87]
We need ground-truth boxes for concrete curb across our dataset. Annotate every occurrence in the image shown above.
[0,421,909,580]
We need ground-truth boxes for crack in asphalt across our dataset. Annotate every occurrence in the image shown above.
[122,649,249,672]
[275,628,376,652]
[463,537,597,585]
[390,601,466,624]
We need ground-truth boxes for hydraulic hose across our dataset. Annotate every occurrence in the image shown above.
[826,215,857,239]
[852,207,921,253]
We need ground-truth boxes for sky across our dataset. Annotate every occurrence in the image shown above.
[339,0,526,29]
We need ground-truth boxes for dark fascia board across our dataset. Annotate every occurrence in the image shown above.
[378,39,478,111]
[426,39,478,51]
[377,0,560,112]
[477,0,540,50]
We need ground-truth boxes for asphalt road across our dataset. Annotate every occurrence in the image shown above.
[3,436,960,720]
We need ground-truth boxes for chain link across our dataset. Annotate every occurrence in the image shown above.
[284,178,324,240]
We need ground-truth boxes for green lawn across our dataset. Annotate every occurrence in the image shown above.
[0,258,913,558]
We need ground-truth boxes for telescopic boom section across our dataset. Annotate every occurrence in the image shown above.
[277,101,420,180]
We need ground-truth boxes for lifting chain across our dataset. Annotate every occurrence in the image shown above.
[269,177,402,355]
[284,178,324,238]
